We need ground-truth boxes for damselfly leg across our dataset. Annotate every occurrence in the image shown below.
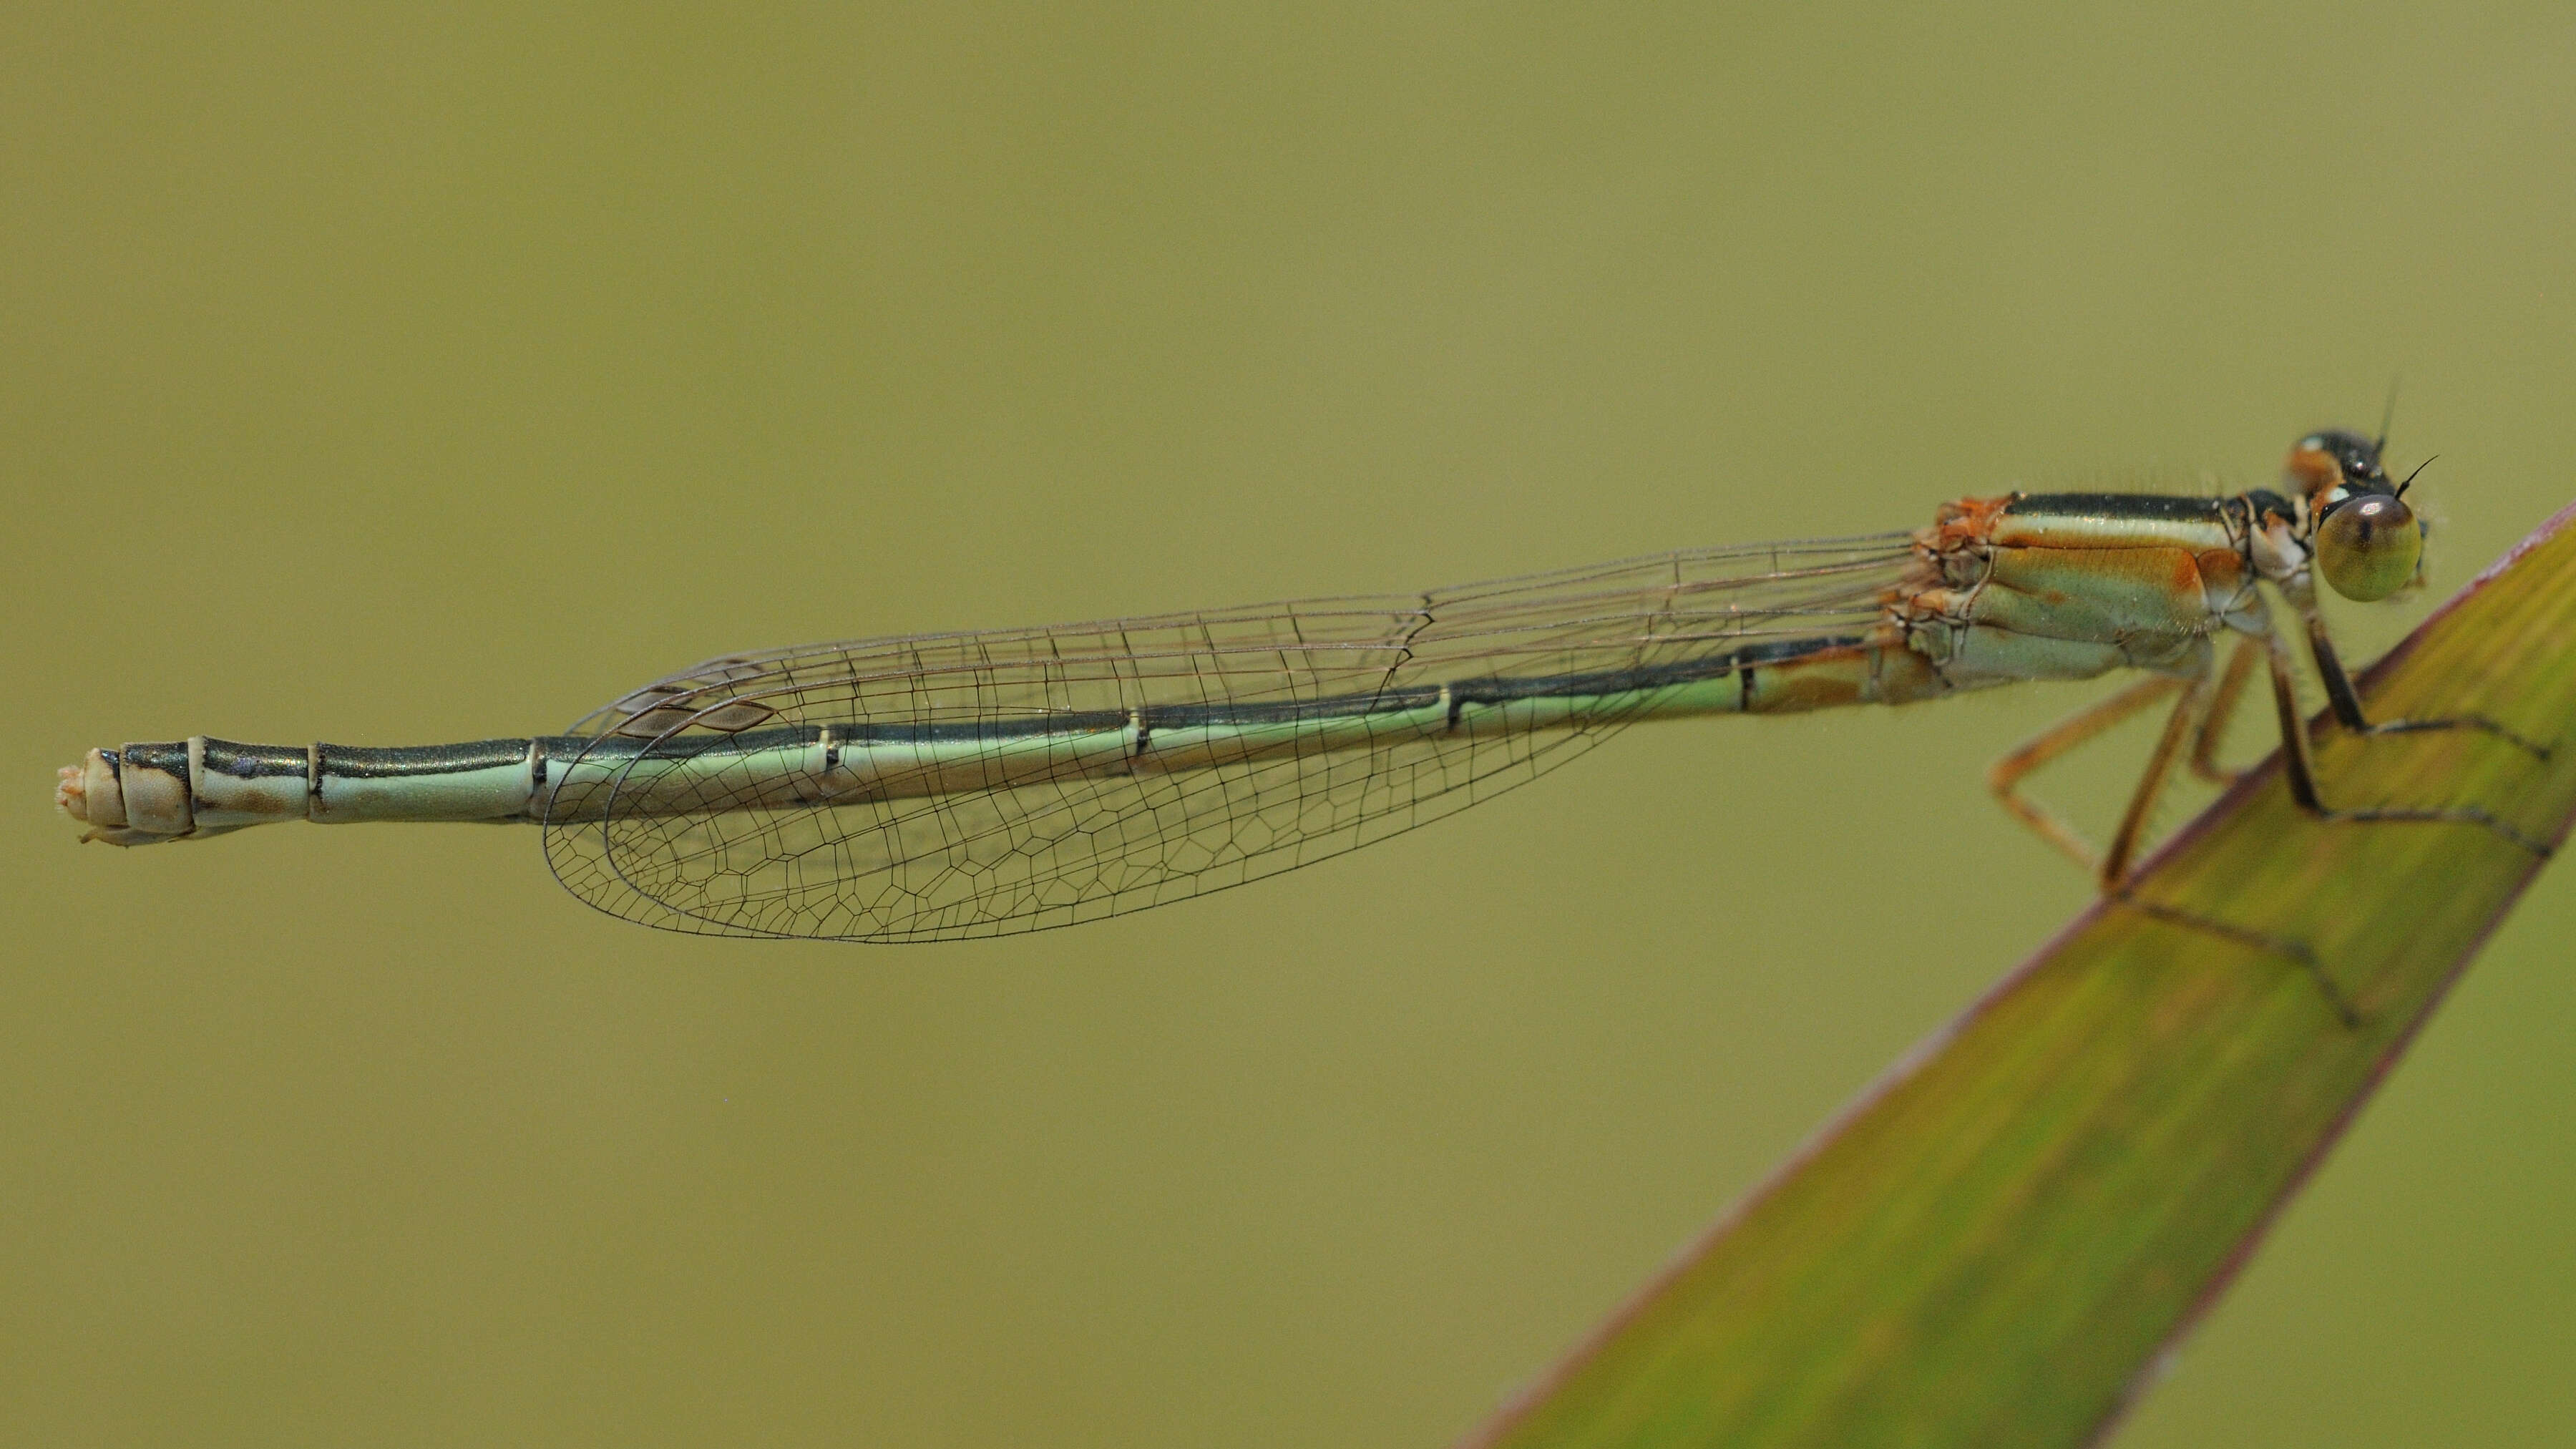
[1990,592,2554,1026]
[1988,649,2246,888]
[2263,619,2555,857]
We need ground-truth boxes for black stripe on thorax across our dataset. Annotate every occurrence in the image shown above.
[2002,492,2233,522]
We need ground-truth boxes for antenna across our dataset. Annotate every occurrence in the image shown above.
[2394,456,2435,499]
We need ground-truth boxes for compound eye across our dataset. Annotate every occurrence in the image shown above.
[2316,494,2424,601]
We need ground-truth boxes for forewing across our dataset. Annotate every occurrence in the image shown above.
[542,535,1918,940]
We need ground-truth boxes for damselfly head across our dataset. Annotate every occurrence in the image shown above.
[2293,428,2428,601]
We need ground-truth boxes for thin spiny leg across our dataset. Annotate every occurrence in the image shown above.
[2096,585,2555,1030]
[2082,639,2371,1027]
[2267,628,2556,855]
[2265,628,2326,809]
[2188,635,2263,786]
[2099,672,2213,886]
[1988,675,2187,874]
[2082,660,2371,1020]
[2298,592,2553,759]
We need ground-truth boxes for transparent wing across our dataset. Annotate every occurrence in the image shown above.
[542,532,1921,940]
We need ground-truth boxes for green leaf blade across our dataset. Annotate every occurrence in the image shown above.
[1468,502,2576,1449]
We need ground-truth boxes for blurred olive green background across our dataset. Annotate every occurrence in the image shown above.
[6,6,2572,1446]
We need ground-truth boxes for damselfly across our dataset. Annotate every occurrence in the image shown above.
[57,430,2552,970]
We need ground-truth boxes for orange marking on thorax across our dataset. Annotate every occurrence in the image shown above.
[2164,548,2202,593]
[1928,494,2016,551]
